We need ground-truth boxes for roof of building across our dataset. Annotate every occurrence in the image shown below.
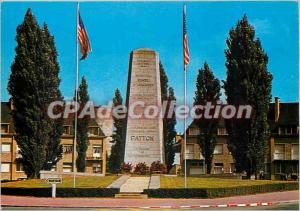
[268,102,299,126]
[186,101,299,134]
[1,101,106,137]
[1,102,12,123]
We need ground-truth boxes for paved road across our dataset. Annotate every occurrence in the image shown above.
[1,190,298,208]
[2,203,299,210]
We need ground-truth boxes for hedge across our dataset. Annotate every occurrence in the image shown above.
[1,188,119,197]
[143,182,299,198]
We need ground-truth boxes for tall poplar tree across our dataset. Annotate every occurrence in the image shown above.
[76,76,90,172]
[194,62,221,174]
[160,62,176,172]
[164,87,177,172]
[223,15,273,177]
[40,24,64,171]
[108,89,124,173]
[8,9,63,178]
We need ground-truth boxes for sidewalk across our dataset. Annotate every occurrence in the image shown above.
[1,190,298,208]
[120,177,150,193]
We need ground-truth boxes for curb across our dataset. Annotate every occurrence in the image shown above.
[139,202,273,209]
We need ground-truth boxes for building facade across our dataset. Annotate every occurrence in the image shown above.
[1,101,107,181]
[180,98,299,179]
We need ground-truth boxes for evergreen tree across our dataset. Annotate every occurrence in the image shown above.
[76,76,90,172]
[160,62,168,102]
[164,87,177,172]
[8,9,63,178]
[194,62,221,174]
[40,24,64,171]
[160,62,176,172]
[223,15,272,177]
[108,89,124,173]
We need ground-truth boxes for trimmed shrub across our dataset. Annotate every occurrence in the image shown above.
[134,162,149,175]
[1,188,52,197]
[57,188,119,197]
[120,162,133,173]
[1,188,119,197]
[143,182,299,198]
[150,161,167,174]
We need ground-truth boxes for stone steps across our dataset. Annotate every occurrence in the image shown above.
[115,192,148,199]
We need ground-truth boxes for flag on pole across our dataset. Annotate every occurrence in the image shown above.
[183,5,190,70]
[78,11,91,60]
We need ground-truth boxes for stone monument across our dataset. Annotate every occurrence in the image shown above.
[124,48,164,165]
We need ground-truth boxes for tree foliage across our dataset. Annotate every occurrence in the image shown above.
[160,62,177,172]
[108,89,125,173]
[194,62,221,174]
[76,76,90,172]
[8,9,63,178]
[223,15,273,177]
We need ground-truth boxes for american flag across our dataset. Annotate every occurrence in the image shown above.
[183,5,190,70]
[78,11,91,60]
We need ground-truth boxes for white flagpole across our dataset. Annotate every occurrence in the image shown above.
[73,2,79,189]
[183,4,187,189]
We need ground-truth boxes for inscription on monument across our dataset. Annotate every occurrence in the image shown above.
[124,48,164,165]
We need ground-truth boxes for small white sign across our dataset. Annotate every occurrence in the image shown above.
[46,178,62,184]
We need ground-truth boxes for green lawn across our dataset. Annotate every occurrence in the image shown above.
[2,176,118,188]
[160,176,297,188]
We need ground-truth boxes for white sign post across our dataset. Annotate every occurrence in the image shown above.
[46,178,62,198]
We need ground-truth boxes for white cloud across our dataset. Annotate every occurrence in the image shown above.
[251,18,272,35]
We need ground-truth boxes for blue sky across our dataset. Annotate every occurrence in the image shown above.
[1,1,299,132]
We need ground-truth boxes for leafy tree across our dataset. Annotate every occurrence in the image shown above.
[76,76,90,172]
[108,89,125,173]
[160,62,177,172]
[8,9,63,178]
[223,15,272,177]
[194,62,221,174]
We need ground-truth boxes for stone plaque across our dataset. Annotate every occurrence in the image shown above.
[124,48,164,165]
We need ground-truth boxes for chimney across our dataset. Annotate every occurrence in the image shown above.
[9,98,14,110]
[275,97,280,122]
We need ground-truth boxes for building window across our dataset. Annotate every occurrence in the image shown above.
[63,126,71,135]
[16,161,24,172]
[230,163,236,173]
[274,145,285,160]
[291,144,299,160]
[213,144,223,155]
[89,127,100,136]
[214,163,223,174]
[286,127,292,135]
[186,144,194,159]
[93,145,102,158]
[51,165,57,172]
[16,145,20,153]
[217,128,228,135]
[63,163,72,173]
[292,126,298,134]
[1,163,10,173]
[1,124,9,133]
[93,163,101,173]
[279,127,285,135]
[63,145,73,154]
[16,145,22,158]
[189,127,200,136]
[1,143,11,153]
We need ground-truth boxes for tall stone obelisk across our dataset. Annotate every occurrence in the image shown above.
[124,48,164,165]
